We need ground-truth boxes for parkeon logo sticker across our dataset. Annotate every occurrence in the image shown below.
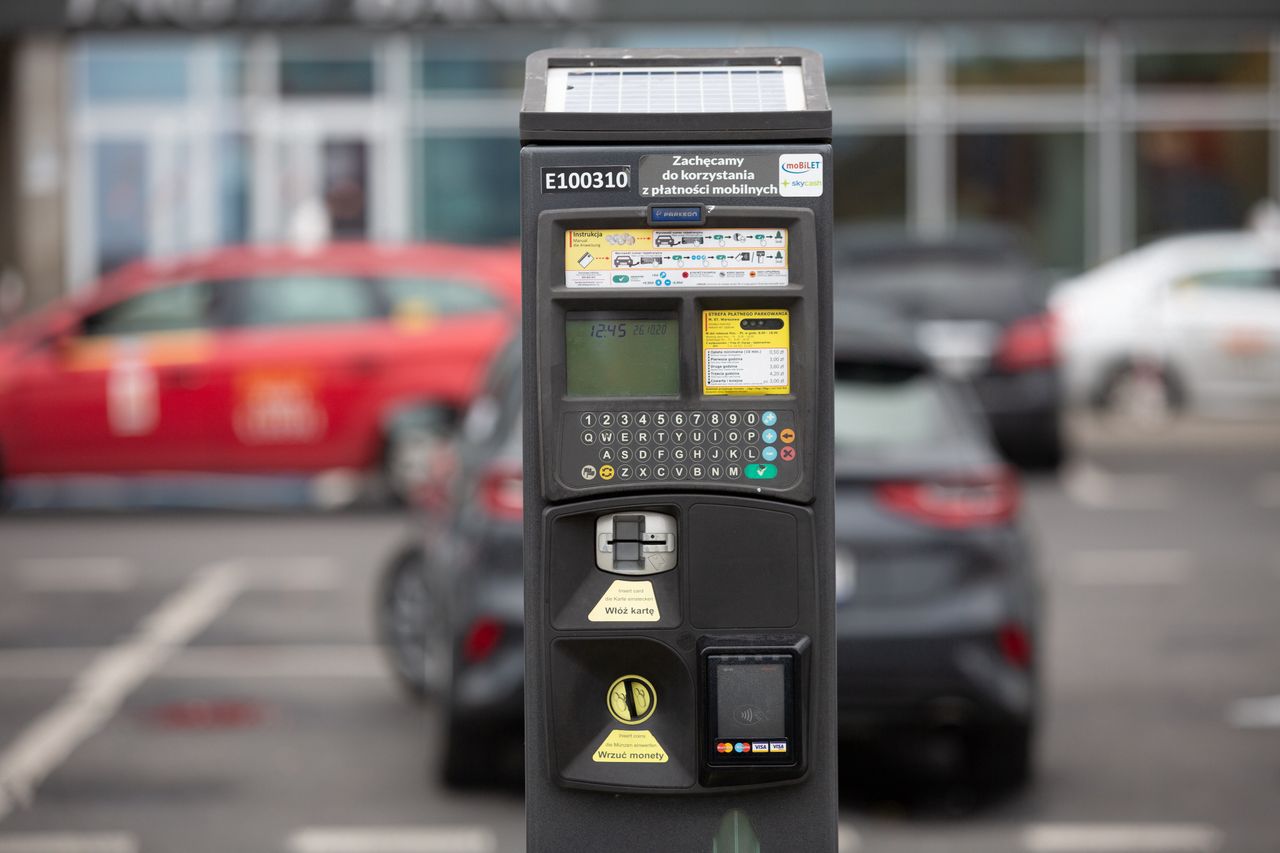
[778,153,823,197]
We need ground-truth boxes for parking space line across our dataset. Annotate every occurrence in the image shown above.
[287,827,496,853]
[1062,461,1175,510]
[0,645,385,682]
[1067,550,1194,585]
[837,822,861,852]
[1227,694,1280,730]
[1023,823,1222,852]
[0,834,137,853]
[15,559,138,593]
[0,561,245,822]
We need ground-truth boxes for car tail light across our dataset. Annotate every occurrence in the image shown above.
[478,462,522,520]
[995,312,1057,372]
[875,468,1018,528]
[998,622,1033,669]
[462,617,504,664]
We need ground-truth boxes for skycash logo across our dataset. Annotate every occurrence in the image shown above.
[779,153,823,197]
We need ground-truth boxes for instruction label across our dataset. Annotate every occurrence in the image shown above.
[703,309,791,396]
[589,580,660,622]
[592,729,669,764]
[565,228,788,288]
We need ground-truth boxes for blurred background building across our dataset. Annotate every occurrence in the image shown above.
[0,0,1277,309]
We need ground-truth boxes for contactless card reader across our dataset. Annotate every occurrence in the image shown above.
[522,48,836,853]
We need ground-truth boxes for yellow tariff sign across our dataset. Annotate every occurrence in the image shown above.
[702,309,791,396]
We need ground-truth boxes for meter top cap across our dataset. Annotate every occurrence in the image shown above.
[520,48,831,144]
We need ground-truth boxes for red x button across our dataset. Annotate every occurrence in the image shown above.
[780,445,797,462]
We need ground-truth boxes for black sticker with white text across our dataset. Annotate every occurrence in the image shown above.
[541,166,631,193]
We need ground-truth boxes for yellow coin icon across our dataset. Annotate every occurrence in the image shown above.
[600,464,616,481]
[606,675,657,725]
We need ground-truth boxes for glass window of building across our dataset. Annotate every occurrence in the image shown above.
[94,140,150,275]
[954,132,1087,272]
[419,32,561,93]
[1133,129,1270,244]
[762,28,911,91]
[415,135,520,244]
[322,140,370,240]
[219,134,251,246]
[1132,31,1270,88]
[833,134,909,226]
[949,26,1089,90]
[280,38,376,97]
[78,38,191,103]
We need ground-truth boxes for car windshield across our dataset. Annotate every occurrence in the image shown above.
[836,257,1034,321]
[833,362,963,458]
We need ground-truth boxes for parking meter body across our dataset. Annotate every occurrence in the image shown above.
[521,49,836,852]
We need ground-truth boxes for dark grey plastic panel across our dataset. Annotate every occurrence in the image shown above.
[687,504,801,630]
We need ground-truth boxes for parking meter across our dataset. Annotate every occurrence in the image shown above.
[521,48,836,852]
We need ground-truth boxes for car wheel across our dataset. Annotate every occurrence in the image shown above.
[1096,360,1183,429]
[375,546,449,703]
[966,722,1035,794]
[440,713,521,789]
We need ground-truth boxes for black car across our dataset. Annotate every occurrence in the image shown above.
[835,226,1065,469]
[831,306,1041,789]
[380,315,1041,790]
[377,339,525,787]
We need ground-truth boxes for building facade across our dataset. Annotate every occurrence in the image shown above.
[3,3,1280,301]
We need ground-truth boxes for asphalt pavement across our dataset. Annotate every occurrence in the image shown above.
[0,418,1278,853]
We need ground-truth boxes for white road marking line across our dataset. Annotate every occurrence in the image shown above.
[1227,694,1280,729]
[1257,472,1280,509]
[287,827,496,853]
[1062,461,1175,510]
[1023,823,1222,852]
[15,559,138,593]
[0,645,385,682]
[837,822,861,852]
[1068,550,1194,585]
[0,562,245,823]
[0,834,137,853]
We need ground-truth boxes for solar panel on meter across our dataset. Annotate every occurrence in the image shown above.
[545,66,806,113]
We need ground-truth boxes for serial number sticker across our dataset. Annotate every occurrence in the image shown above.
[564,228,789,288]
[542,166,631,193]
[703,309,790,396]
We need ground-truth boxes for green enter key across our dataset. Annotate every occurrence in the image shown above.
[745,463,778,480]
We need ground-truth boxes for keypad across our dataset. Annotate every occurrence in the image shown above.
[565,409,797,486]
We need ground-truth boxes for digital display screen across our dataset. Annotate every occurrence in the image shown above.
[565,316,679,398]
[714,661,787,741]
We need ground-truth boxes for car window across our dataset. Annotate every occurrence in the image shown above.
[237,276,380,328]
[833,362,963,455]
[1180,267,1280,293]
[380,276,503,320]
[836,258,1035,321]
[80,281,213,337]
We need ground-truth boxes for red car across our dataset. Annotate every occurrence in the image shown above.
[0,243,519,502]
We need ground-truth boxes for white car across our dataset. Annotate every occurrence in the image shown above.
[1053,230,1280,421]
